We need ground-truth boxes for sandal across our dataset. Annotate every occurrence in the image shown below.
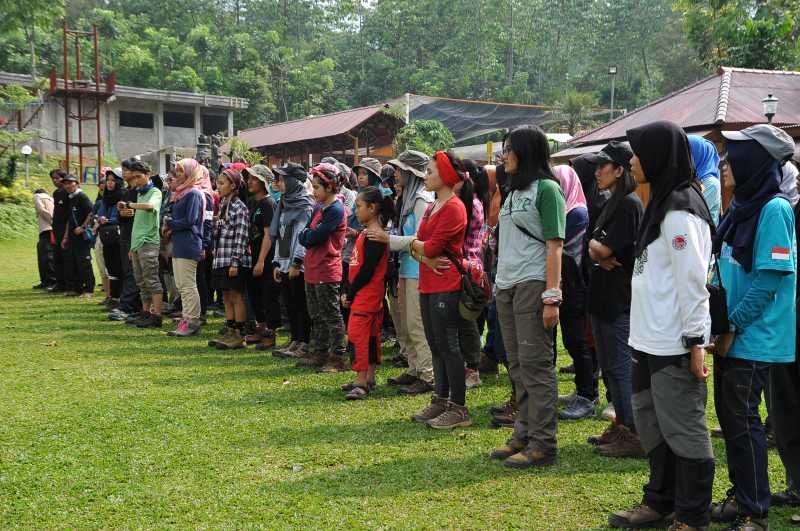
[345,385,370,400]
[341,381,375,392]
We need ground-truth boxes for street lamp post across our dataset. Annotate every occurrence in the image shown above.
[20,145,32,189]
[762,94,779,124]
[609,66,618,121]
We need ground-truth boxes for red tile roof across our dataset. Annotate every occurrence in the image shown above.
[567,67,800,147]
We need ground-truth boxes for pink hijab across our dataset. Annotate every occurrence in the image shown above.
[172,159,201,203]
[553,164,587,213]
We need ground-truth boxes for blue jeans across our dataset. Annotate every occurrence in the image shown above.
[714,356,771,518]
[591,313,634,428]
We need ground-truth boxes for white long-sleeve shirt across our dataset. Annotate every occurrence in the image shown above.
[629,211,712,356]
[33,192,54,234]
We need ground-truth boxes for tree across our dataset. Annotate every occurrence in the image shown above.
[557,91,598,136]
[394,120,455,155]
[0,1,65,87]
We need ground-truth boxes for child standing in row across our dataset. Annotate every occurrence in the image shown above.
[341,186,395,400]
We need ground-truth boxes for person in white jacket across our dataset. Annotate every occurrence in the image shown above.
[608,121,716,531]
[32,188,55,289]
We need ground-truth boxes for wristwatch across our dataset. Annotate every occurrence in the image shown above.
[681,335,704,349]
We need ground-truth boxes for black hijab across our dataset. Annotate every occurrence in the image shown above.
[628,121,713,257]
[714,139,788,272]
[102,176,126,208]
[570,153,605,228]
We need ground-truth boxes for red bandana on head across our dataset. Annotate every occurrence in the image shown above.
[434,151,461,188]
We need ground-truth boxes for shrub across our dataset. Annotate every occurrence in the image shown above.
[0,182,33,204]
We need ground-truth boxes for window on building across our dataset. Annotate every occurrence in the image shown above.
[202,114,228,135]
[164,111,194,128]
[119,111,154,129]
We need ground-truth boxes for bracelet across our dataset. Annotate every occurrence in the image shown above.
[541,288,563,301]
[542,297,562,306]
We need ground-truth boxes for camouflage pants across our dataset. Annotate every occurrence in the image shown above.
[305,282,346,357]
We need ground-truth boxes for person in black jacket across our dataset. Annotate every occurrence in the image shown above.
[48,169,71,293]
[60,175,95,297]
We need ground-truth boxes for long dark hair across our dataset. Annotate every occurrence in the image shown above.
[593,165,637,233]
[359,186,396,228]
[460,158,489,230]
[504,125,556,191]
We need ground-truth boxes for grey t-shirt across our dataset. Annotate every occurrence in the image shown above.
[495,179,566,290]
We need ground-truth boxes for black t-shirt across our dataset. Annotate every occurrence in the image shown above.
[52,188,70,236]
[119,188,139,240]
[67,191,93,240]
[249,196,276,260]
[588,192,643,319]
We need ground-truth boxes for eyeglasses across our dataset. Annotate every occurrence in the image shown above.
[502,145,513,155]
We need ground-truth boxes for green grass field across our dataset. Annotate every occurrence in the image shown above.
[0,236,796,529]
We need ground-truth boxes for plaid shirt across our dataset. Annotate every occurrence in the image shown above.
[213,196,252,269]
[463,196,486,263]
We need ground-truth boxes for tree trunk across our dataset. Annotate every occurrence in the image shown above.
[640,46,652,87]
[505,0,514,84]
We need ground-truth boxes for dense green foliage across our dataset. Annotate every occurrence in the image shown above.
[395,120,456,154]
[1,1,798,131]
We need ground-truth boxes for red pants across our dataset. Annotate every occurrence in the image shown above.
[347,309,383,372]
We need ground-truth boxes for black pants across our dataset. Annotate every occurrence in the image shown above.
[559,311,598,401]
[770,359,800,492]
[102,238,123,299]
[197,256,209,316]
[37,230,56,286]
[420,290,467,406]
[52,228,66,289]
[280,272,309,343]
[119,236,142,314]
[65,237,94,294]
[248,271,282,330]
[340,261,351,326]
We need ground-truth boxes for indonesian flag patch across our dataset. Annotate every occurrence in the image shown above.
[771,246,791,260]
[672,235,687,251]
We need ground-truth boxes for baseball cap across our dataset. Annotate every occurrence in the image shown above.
[105,167,123,179]
[273,162,308,180]
[61,174,79,183]
[594,141,634,170]
[721,124,796,162]
[388,150,429,178]
[243,164,274,187]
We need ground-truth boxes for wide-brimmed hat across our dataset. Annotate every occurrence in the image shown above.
[388,150,429,178]
[243,164,274,187]
[352,157,382,179]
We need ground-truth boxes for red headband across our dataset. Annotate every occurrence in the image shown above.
[434,151,461,188]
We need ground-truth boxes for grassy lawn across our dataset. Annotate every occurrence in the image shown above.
[0,236,796,529]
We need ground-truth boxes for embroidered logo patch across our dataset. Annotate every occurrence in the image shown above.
[771,246,791,260]
[672,235,687,251]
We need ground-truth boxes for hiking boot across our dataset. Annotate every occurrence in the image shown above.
[559,364,575,374]
[244,326,267,345]
[595,426,646,458]
[602,402,617,421]
[388,372,417,386]
[137,314,163,328]
[774,489,800,507]
[724,515,768,531]
[216,328,245,350]
[477,353,498,375]
[254,333,276,351]
[491,392,516,415]
[588,423,623,446]
[608,504,668,529]
[426,402,472,430]
[465,367,482,389]
[668,521,709,531]
[491,404,518,428]
[411,396,448,423]
[558,392,577,407]
[317,355,348,373]
[490,437,527,460]
[711,489,739,523]
[398,379,433,395]
[208,327,231,348]
[503,447,556,469]
[272,341,298,358]
[559,395,596,420]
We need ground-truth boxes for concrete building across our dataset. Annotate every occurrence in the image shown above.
[0,71,248,176]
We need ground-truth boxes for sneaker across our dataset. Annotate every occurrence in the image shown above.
[773,488,800,507]
[317,355,347,374]
[33,283,46,289]
[272,341,298,358]
[558,392,577,407]
[398,379,433,395]
[595,426,646,458]
[490,437,527,460]
[724,515,768,531]
[208,328,230,348]
[588,423,623,446]
[411,396,448,423]
[126,313,150,326]
[711,489,739,523]
[602,402,616,421]
[47,284,65,293]
[388,372,418,386]
[503,447,556,469]
[668,521,709,531]
[426,402,472,430]
[108,310,129,321]
[559,364,575,374]
[167,320,200,337]
[608,504,667,529]
[216,328,245,350]
[559,395,596,420]
[136,314,163,328]
[790,514,800,526]
[465,368,482,389]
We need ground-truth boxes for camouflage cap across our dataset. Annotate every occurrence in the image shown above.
[388,150,429,178]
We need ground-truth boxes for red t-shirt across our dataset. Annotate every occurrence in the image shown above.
[417,196,467,294]
[348,232,388,312]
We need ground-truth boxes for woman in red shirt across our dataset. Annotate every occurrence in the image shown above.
[409,151,471,429]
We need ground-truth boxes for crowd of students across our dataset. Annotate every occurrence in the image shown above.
[31,121,800,530]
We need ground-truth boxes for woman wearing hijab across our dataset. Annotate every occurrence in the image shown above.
[551,164,597,422]
[164,158,206,337]
[488,125,565,468]
[97,169,126,304]
[195,165,215,322]
[688,135,722,225]
[709,125,797,531]
[608,121,715,531]
[367,150,435,395]
[270,163,315,358]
